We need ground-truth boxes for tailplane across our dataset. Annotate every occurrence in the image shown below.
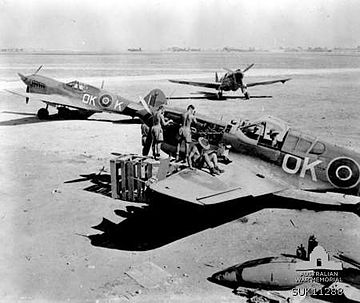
[143,88,168,110]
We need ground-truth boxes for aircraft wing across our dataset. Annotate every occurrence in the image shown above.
[167,91,272,101]
[149,163,286,205]
[169,79,221,90]
[5,89,101,112]
[246,78,291,88]
[150,152,360,212]
[274,189,360,208]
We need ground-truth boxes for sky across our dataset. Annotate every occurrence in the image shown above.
[0,0,359,51]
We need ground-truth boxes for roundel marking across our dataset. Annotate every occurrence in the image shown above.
[99,94,112,107]
[326,157,360,189]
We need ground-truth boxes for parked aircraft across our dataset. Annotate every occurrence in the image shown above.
[135,89,360,216]
[7,72,360,215]
[5,66,158,122]
[169,64,291,100]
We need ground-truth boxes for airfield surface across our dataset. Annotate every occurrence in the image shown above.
[0,52,360,302]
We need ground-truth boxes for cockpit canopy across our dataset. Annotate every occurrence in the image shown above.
[66,80,87,91]
[240,115,289,145]
[236,115,326,155]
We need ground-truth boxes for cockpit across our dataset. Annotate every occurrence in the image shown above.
[66,80,87,91]
[239,115,289,149]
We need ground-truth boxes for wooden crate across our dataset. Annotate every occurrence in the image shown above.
[110,154,157,202]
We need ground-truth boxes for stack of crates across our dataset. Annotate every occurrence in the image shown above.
[110,154,160,202]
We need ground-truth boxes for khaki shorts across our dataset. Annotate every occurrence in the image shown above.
[178,126,192,143]
[151,125,163,142]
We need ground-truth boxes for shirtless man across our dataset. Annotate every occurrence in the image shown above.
[151,105,172,160]
[176,104,197,164]
[188,137,224,175]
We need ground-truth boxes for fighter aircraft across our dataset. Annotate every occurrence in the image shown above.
[134,89,360,216]
[168,64,291,100]
[4,66,157,121]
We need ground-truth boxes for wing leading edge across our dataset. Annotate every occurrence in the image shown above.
[149,165,286,205]
[246,78,291,88]
[168,79,221,90]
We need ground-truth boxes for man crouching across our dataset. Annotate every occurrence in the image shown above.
[188,137,224,175]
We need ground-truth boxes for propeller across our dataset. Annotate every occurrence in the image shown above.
[25,85,29,104]
[223,63,254,75]
[242,63,254,73]
[223,67,234,73]
[101,80,104,89]
[33,65,43,75]
[17,65,44,104]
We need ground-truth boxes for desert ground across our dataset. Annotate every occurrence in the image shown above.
[0,52,360,302]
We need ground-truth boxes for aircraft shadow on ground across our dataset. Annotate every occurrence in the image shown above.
[70,170,357,251]
[0,111,142,126]
[89,196,263,251]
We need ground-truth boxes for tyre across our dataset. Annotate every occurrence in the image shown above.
[37,108,49,119]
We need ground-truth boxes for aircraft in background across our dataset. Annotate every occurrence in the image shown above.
[5,66,157,122]
[168,63,291,100]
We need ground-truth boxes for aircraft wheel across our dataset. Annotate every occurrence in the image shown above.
[58,107,71,119]
[37,108,49,120]
[244,92,250,99]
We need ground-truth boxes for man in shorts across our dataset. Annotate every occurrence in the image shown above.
[176,104,197,164]
[188,137,224,175]
[151,105,172,160]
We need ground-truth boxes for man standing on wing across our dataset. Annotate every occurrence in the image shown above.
[151,105,172,160]
[176,104,197,165]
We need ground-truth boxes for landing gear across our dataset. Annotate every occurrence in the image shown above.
[37,108,49,120]
[57,107,71,119]
[217,91,223,100]
[244,92,250,100]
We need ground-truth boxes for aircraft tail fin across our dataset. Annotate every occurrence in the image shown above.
[143,88,168,109]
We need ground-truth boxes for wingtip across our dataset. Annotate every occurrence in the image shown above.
[281,78,291,84]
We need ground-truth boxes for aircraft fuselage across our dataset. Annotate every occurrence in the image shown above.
[219,72,244,92]
[162,110,360,196]
[18,73,149,119]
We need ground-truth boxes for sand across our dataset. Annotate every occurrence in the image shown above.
[0,66,360,302]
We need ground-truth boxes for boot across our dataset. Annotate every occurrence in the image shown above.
[215,166,224,173]
[210,167,220,176]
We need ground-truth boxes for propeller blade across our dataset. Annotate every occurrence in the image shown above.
[33,65,43,75]
[215,72,219,82]
[25,86,29,104]
[101,80,104,89]
[223,67,234,73]
[242,63,254,73]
